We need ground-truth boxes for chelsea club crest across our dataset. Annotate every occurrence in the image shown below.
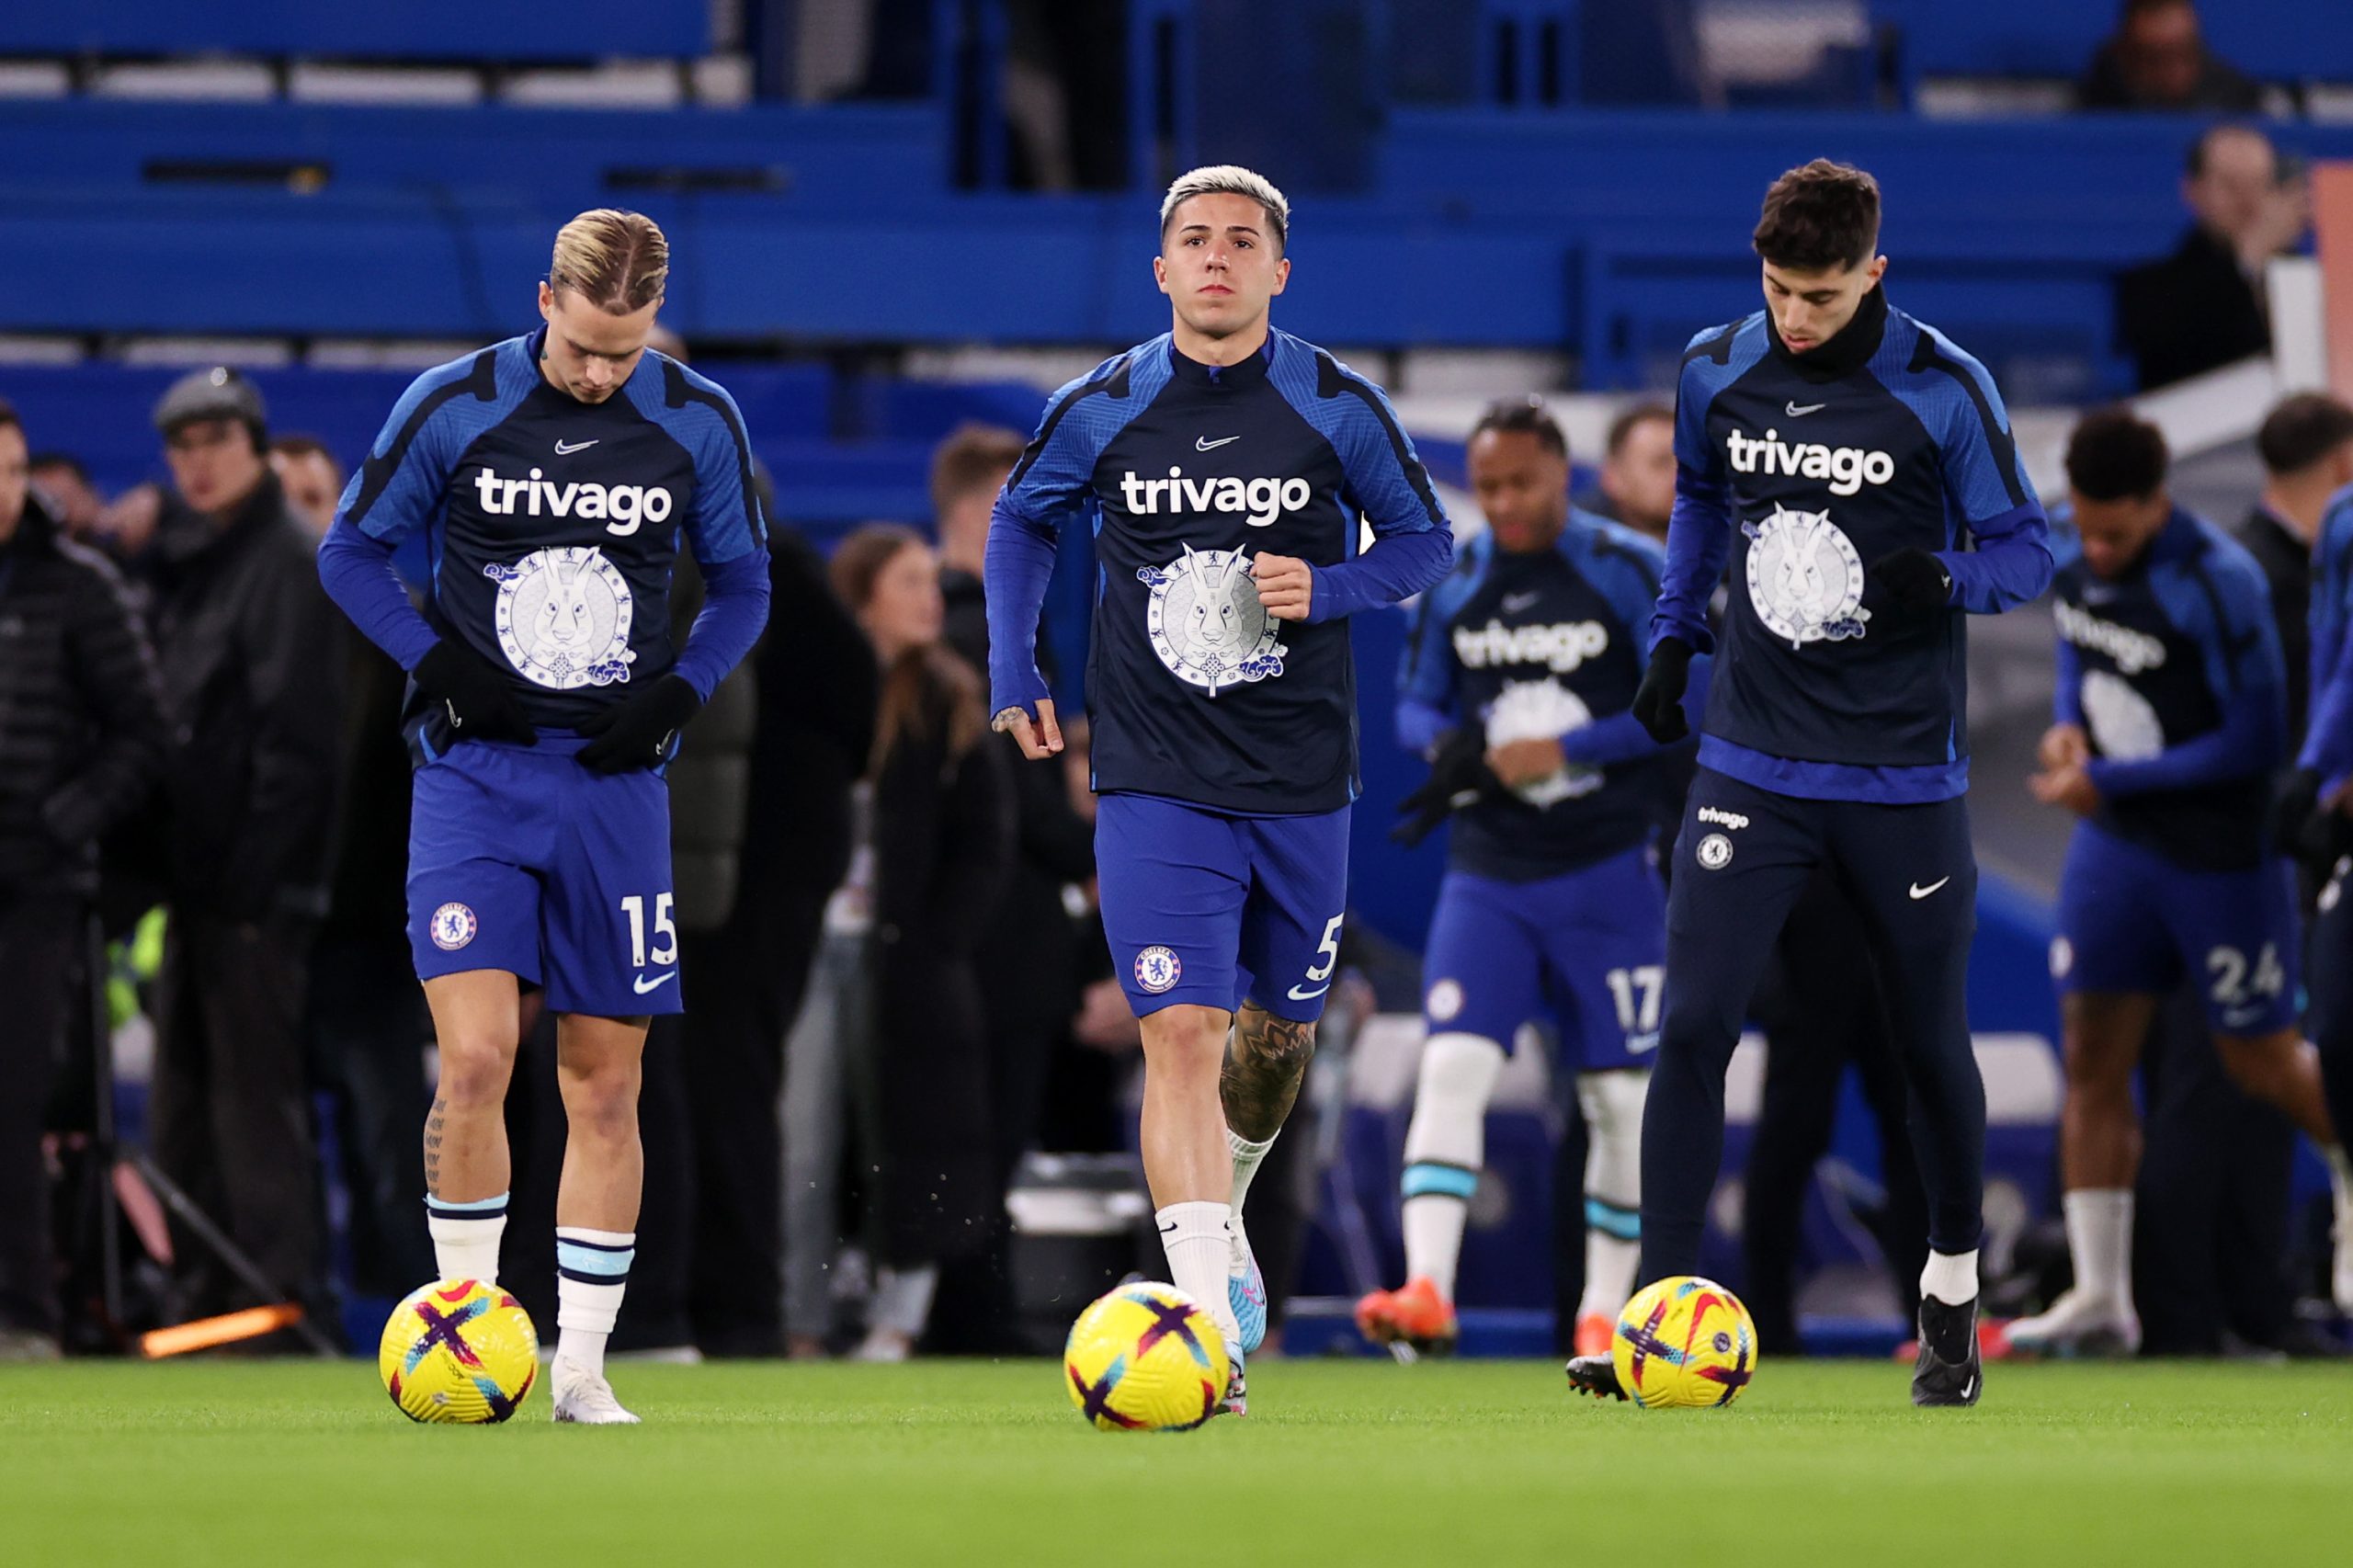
[1743,504,1870,651]
[1138,543,1288,697]
[484,546,636,689]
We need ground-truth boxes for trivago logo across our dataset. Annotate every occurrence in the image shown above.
[472,467,675,536]
[1725,427,1895,497]
[1119,466,1313,528]
[1452,619,1610,674]
[2055,599,2167,675]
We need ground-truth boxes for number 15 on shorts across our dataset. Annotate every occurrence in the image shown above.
[621,892,677,982]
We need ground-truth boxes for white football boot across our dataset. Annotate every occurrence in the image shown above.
[1228,1218,1268,1356]
[2005,1289,2142,1358]
[551,1357,642,1425]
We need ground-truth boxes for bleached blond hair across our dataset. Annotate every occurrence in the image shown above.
[1159,165,1290,253]
[549,209,668,314]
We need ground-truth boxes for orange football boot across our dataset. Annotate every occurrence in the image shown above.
[1355,1276,1459,1353]
[1574,1312,1616,1358]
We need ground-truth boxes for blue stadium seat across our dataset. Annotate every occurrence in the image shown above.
[0,3,707,62]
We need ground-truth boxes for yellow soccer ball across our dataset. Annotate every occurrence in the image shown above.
[379,1278,540,1424]
[1063,1281,1230,1433]
[1612,1275,1758,1410]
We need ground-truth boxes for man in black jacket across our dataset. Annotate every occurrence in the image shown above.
[2117,125,2309,392]
[140,369,344,1324]
[0,401,167,1357]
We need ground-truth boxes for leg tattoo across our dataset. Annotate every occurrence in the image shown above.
[1222,1005,1317,1142]
[424,1096,448,1198]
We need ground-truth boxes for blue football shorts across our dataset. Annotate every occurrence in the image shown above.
[405,733,681,1017]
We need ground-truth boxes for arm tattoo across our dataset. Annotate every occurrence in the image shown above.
[424,1096,447,1198]
[1222,1005,1316,1142]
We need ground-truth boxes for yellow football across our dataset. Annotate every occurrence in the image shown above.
[378,1278,540,1424]
[1063,1280,1230,1433]
[1612,1275,1758,1409]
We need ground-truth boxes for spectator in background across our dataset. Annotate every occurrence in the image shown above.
[140,368,344,1329]
[929,422,1096,1350]
[2118,125,2309,391]
[1594,403,1676,544]
[296,423,434,1301]
[268,436,343,540]
[28,452,102,540]
[2244,394,2353,744]
[0,401,166,1358]
[827,525,1011,1358]
[2078,0,2262,113]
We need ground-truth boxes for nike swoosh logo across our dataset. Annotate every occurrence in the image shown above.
[1502,592,1541,613]
[554,438,599,455]
[1158,1221,1178,1235]
[1196,435,1239,451]
[632,971,678,994]
[1960,1375,1977,1400]
[1784,401,1825,417]
[1909,877,1951,900]
[1287,983,1330,1002]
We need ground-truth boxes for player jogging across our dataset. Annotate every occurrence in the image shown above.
[2010,408,2353,1355]
[986,166,1453,1414]
[1563,161,2053,1407]
[316,210,770,1423]
[1359,397,1700,1358]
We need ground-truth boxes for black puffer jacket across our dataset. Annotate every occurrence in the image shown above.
[0,495,168,895]
[140,472,344,919]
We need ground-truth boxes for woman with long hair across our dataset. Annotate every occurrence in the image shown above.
[800,524,1012,1358]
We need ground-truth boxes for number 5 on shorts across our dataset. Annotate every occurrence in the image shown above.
[1290,914,1345,1002]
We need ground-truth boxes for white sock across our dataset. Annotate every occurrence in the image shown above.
[1920,1247,1980,1308]
[2325,1145,2353,1221]
[2063,1187,2132,1307]
[1574,1071,1646,1323]
[1401,1193,1472,1301]
[1228,1128,1277,1218]
[1156,1201,1241,1346]
[870,1266,939,1341]
[425,1192,507,1284]
[1399,1031,1506,1301]
[554,1226,635,1380]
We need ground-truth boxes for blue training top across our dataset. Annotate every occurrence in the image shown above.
[2052,507,2284,872]
[1397,511,1694,881]
[1654,290,2052,803]
[2300,484,2353,790]
[985,328,1453,815]
[315,328,770,756]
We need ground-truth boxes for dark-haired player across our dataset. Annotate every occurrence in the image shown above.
[2010,408,2350,1354]
[1564,160,2053,1407]
[1360,396,1699,1358]
[986,165,1453,1414]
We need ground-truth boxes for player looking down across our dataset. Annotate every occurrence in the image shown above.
[985,165,1453,1414]
[316,210,770,1423]
[1564,160,2053,1408]
[1361,396,1700,1358]
[2011,408,2353,1356]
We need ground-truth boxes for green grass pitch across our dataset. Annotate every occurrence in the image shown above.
[4,1358,2350,1565]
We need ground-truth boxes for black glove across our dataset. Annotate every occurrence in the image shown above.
[576,674,703,774]
[1390,722,1492,847]
[2273,767,2334,864]
[1869,548,1954,625]
[1631,637,1694,744]
[415,639,538,745]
